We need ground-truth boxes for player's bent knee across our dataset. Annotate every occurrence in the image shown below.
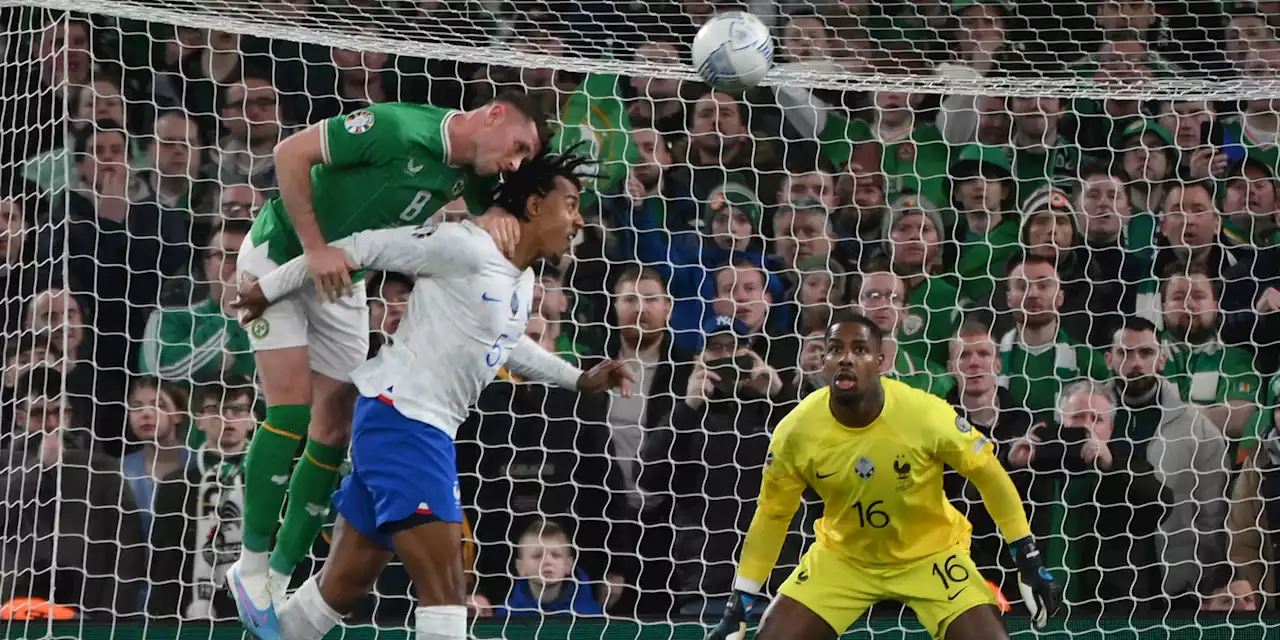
[308,374,357,445]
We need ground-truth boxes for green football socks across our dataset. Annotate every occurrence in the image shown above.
[242,404,311,554]
[270,439,347,577]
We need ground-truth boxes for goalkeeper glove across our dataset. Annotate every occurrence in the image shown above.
[1009,536,1062,628]
[707,590,758,640]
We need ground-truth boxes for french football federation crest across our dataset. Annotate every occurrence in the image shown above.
[511,292,521,318]
[854,456,875,480]
[345,110,374,134]
[956,415,973,433]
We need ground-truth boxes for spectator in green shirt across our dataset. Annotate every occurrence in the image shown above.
[945,144,1020,311]
[1115,118,1178,260]
[856,269,954,398]
[137,219,254,383]
[996,253,1111,420]
[1008,96,1080,204]
[1160,266,1261,441]
[882,194,963,369]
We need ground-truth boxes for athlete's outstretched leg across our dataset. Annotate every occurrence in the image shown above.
[278,516,393,640]
[941,605,1009,640]
[392,521,468,640]
[269,372,355,582]
[232,343,312,640]
[754,595,839,640]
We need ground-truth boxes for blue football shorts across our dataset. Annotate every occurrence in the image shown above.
[332,394,463,550]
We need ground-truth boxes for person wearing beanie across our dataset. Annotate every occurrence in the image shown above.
[703,181,764,253]
[881,193,963,369]
[946,144,1021,310]
[1013,185,1097,345]
[1221,155,1280,249]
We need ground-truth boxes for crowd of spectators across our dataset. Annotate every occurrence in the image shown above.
[2,0,1280,627]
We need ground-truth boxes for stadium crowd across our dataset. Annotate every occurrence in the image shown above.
[1,0,1280,627]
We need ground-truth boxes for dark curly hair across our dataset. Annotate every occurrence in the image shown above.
[490,142,596,221]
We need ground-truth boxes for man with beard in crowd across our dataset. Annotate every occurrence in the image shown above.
[1105,317,1231,607]
[1160,265,1259,448]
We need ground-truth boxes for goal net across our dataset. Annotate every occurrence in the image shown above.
[0,0,1278,637]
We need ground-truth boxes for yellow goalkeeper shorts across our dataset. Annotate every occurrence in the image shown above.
[777,542,997,639]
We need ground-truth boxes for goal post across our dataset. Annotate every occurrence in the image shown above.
[0,0,1277,635]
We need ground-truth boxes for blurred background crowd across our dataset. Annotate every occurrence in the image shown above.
[1,0,1280,627]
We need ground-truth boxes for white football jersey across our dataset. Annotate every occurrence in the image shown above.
[256,221,582,438]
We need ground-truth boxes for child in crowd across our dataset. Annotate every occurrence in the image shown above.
[148,375,256,620]
[495,520,604,617]
[121,376,189,535]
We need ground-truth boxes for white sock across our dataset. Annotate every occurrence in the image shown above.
[279,576,343,640]
[239,549,270,577]
[415,605,467,640]
[268,569,292,604]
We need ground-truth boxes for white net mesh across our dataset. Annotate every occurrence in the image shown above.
[0,0,1279,637]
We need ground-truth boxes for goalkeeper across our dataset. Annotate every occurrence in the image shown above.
[229,92,549,640]
[708,315,1061,640]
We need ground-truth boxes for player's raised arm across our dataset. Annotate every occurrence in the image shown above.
[273,121,359,301]
[934,408,1062,628]
[709,421,807,640]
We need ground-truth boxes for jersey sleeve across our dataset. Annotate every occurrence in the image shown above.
[257,223,486,302]
[736,417,807,591]
[930,400,997,475]
[321,103,415,169]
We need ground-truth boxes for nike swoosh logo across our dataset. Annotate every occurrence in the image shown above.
[481,293,501,303]
[947,587,969,601]
[232,567,269,626]
[816,471,837,479]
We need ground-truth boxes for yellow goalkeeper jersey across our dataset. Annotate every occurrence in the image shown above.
[739,378,1025,582]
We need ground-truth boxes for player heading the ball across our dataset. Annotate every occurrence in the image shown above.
[233,145,633,640]
[708,314,1061,640]
[229,92,550,640]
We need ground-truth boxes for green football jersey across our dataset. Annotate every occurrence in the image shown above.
[898,276,962,370]
[1160,335,1261,407]
[997,327,1111,419]
[885,346,954,399]
[250,103,495,265]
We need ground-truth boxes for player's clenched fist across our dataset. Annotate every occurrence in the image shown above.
[1009,536,1062,628]
[707,590,757,640]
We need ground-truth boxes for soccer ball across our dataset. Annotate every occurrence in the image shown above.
[691,11,774,92]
